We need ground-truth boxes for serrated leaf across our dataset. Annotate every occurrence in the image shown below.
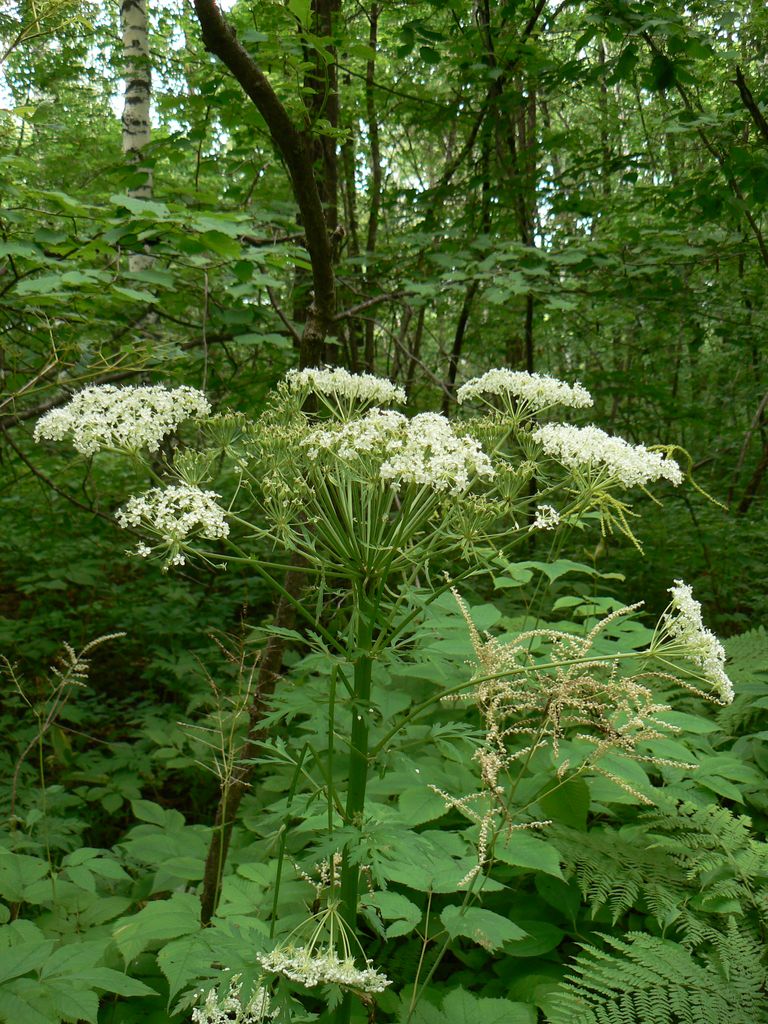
[74,968,158,997]
[495,833,564,878]
[0,851,51,902]
[113,892,201,963]
[445,989,536,1024]
[157,933,215,1001]
[440,905,528,951]
[363,891,422,938]
[398,786,447,825]
[0,938,54,984]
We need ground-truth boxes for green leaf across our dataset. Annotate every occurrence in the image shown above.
[398,786,448,825]
[110,194,170,217]
[495,833,564,879]
[157,933,213,1002]
[74,968,158,997]
[363,891,422,938]
[113,892,201,963]
[448,990,536,1024]
[539,777,590,830]
[0,939,54,985]
[0,851,51,903]
[440,905,528,951]
[112,286,159,304]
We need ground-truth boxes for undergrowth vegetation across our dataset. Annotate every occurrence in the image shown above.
[3,368,767,1024]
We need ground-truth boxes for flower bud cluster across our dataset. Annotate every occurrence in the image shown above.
[532,423,683,488]
[33,384,210,455]
[257,946,391,993]
[192,975,276,1024]
[457,368,593,410]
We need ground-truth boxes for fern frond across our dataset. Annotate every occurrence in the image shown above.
[546,925,768,1024]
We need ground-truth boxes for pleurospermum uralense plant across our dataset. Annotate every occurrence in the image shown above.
[33,365,736,1024]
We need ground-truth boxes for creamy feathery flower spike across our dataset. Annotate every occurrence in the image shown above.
[257,946,391,994]
[285,366,406,407]
[34,384,210,455]
[303,408,495,494]
[655,580,734,704]
[116,484,229,566]
[532,422,683,488]
[440,592,689,875]
[191,974,276,1024]
[457,368,593,411]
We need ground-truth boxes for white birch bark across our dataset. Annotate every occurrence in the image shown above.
[120,0,152,271]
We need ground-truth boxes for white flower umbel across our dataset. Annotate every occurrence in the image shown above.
[116,484,229,566]
[303,409,495,494]
[34,384,210,455]
[192,975,276,1024]
[654,580,734,704]
[285,366,405,418]
[532,423,683,488]
[457,368,593,415]
[381,412,495,494]
[257,946,391,994]
[529,504,560,530]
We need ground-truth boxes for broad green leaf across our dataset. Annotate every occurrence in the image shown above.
[495,833,564,879]
[539,778,590,830]
[113,892,201,963]
[110,194,170,217]
[112,286,159,303]
[398,786,447,825]
[363,891,422,938]
[0,938,54,984]
[0,851,51,903]
[440,905,528,950]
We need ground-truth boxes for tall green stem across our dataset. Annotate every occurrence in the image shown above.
[337,586,375,1023]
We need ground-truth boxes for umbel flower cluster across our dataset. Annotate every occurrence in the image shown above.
[532,423,683,489]
[303,408,495,494]
[191,974,276,1024]
[116,484,229,566]
[457,367,593,411]
[33,384,210,455]
[285,365,405,414]
[655,580,735,704]
[257,946,391,994]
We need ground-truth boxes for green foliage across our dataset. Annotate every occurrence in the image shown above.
[546,926,768,1024]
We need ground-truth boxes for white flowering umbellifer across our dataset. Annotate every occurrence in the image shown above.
[285,366,406,413]
[457,368,593,413]
[192,975,276,1024]
[530,504,561,531]
[532,423,683,488]
[656,581,734,704]
[33,384,210,455]
[302,409,495,494]
[257,946,391,994]
[116,484,229,566]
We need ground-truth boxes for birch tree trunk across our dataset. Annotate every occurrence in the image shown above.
[120,0,152,272]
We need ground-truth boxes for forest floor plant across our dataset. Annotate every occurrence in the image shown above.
[30,366,737,1024]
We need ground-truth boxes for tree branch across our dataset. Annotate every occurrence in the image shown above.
[735,66,768,147]
[191,0,335,364]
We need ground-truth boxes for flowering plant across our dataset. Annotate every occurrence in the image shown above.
[34,367,734,1023]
